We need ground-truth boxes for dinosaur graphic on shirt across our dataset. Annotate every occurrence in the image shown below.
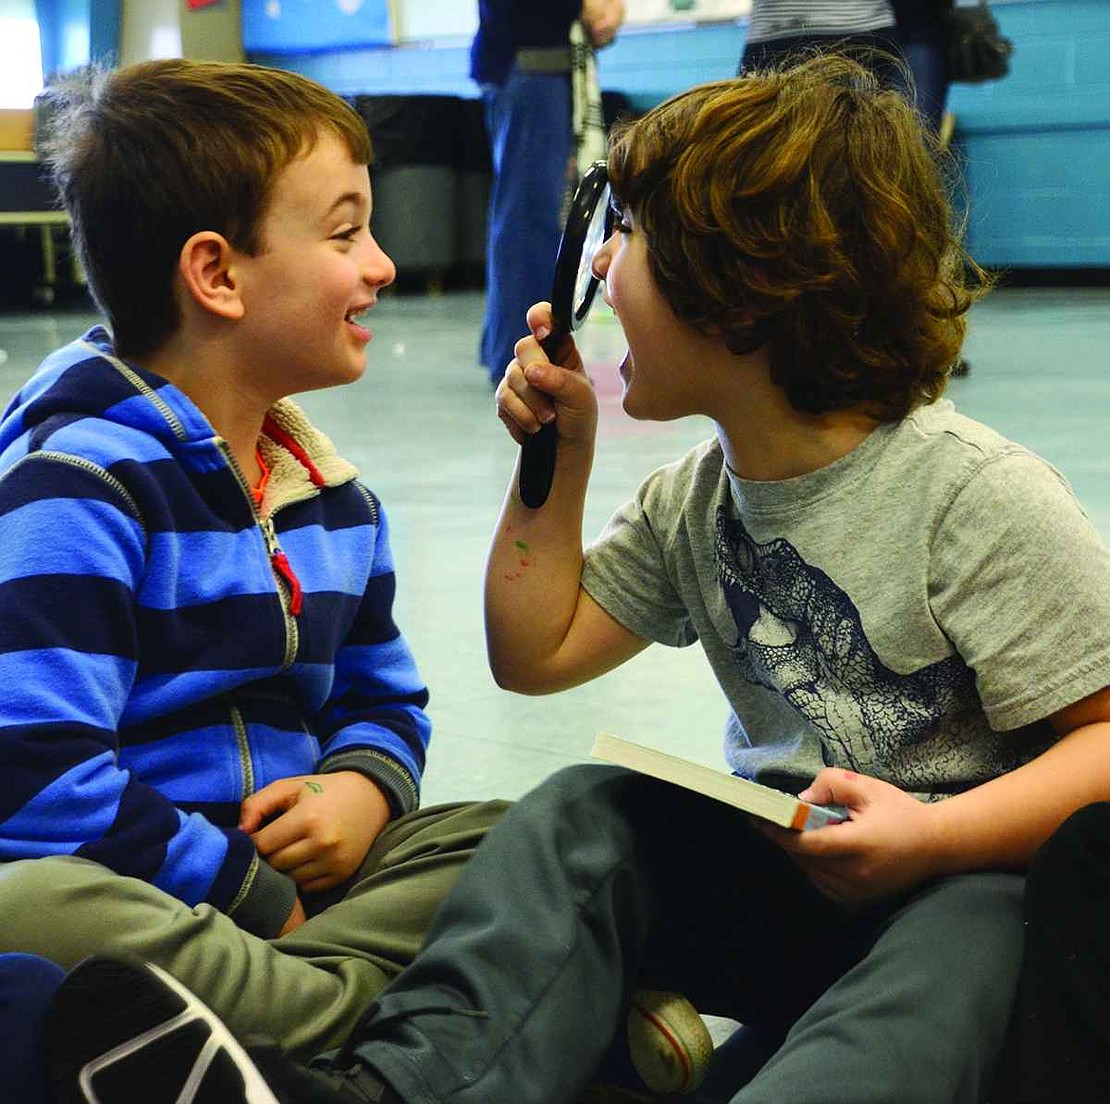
[714,508,993,784]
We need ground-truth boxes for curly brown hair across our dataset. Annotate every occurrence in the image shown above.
[41,59,372,362]
[607,52,988,420]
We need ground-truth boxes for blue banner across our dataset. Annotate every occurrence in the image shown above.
[242,0,392,54]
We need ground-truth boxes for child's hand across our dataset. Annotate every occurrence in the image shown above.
[239,771,391,893]
[755,769,945,903]
[495,302,598,451]
[277,895,307,937]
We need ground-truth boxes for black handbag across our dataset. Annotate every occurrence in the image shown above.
[945,1,1014,83]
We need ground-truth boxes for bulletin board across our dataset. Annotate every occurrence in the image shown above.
[241,0,393,53]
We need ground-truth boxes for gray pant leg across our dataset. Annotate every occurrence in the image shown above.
[349,763,866,1104]
[735,873,1025,1104]
[0,798,505,1060]
[346,764,656,1104]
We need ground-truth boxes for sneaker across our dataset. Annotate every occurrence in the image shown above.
[45,955,388,1104]
[583,989,714,1102]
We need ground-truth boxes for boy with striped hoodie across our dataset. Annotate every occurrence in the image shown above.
[0,58,709,1104]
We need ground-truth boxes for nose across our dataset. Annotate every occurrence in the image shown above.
[591,233,615,280]
[364,233,396,290]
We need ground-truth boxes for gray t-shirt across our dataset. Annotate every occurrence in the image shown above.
[582,400,1110,799]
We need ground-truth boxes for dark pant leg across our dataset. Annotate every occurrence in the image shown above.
[345,764,862,1104]
[900,33,949,136]
[737,872,1024,1104]
[480,66,571,385]
[339,764,1022,1104]
[0,952,64,1104]
[992,803,1110,1104]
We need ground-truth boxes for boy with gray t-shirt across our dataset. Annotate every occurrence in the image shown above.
[489,54,1110,1103]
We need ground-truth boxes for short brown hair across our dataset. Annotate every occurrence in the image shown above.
[608,53,987,420]
[41,59,372,361]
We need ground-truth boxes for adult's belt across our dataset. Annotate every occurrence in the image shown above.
[515,46,574,73]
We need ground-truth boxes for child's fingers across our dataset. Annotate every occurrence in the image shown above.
[524,300,555,337]
[250,802,311,857]
[798,768,870,809]
[496,403,527,445]
[522,360,590,406]
[239,779,300,832]
[260,836,318,873]
[299,870,345,894]
[497,361,556,434]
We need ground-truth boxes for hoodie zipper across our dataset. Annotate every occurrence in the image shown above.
[230,702,255,802]
[217,440,300,672]
[260,513,301,670]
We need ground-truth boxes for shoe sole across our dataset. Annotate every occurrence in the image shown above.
[627,990,714,1095]
[47,955,280,1104]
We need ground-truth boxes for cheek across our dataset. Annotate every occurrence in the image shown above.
[605,259,633,320]
[317,266,358,309]
[607,246,656,323]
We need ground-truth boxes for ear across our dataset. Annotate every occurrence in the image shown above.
[178,231,245,321]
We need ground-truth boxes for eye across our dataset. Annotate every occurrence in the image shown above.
[331,226,361,243]
[609,197,633,235]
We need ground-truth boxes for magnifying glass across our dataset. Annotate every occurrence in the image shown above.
[518,160,613,510]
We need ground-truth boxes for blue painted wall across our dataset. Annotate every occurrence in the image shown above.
[947,1,1110,266]
[250,0,1109,269]
[241,0,391,54]
[35,0,120,76]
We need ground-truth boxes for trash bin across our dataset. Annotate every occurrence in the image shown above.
[354,95,462,282]
[454,96,491,282]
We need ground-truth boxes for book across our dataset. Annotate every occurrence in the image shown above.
[590,731,847,832]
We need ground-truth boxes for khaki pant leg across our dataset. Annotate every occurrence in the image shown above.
[0,798,507,1059]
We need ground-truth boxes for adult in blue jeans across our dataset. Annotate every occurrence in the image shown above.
[471,0,624,388]
[892,0,951,136]
[0,953,64,1104]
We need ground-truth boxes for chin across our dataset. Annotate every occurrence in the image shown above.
[620,390,650,421]
[338,351,370,381]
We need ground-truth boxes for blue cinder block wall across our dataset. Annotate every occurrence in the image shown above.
[251,0,1109,269]
[947,2,1109,267]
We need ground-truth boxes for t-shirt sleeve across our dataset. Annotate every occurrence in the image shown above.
[929,448,1110,732]
[582,467,700,649]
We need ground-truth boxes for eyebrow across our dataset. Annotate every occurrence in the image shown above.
[323,192,368,220]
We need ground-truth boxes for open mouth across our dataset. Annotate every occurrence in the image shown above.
[345,306,373,326]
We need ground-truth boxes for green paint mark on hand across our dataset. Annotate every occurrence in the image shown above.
[303,780,324,795]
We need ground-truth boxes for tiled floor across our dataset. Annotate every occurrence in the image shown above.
[0,284,1107,806]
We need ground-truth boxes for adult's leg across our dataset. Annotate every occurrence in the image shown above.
[992,803,1110,1104]
[0,952,64,1104]
[735,872,1025,1104]
[480,66,571,386]
[900,32,949,136]
[0,799,506,1060]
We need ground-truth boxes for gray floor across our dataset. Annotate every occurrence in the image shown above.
[0,285,1107,807]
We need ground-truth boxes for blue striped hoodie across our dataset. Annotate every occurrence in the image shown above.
[0,327,431,937]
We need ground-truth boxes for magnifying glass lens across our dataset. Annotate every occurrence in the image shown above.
[572,182,612,321]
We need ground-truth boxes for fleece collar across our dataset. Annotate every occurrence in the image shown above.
[256,400,358,516]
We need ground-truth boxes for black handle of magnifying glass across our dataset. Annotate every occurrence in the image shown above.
[517,329,566,509]
[517,160,609,510]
